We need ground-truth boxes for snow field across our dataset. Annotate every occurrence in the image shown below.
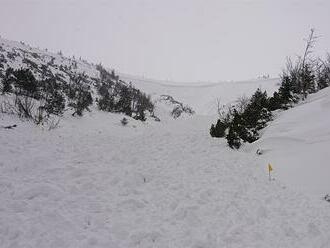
[122,74,280,115]
[1,36,330,248]
[1,113,330,248]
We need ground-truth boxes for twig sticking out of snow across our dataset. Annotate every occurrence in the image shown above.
[1,124,17,129]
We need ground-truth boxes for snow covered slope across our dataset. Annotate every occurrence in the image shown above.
[0,37,189,120]
[0,37,99,79]
[1,37,330,247]
[250,87,330,198]
[121,74,280,115]
[1,112,330,248]
[0,37,279,118]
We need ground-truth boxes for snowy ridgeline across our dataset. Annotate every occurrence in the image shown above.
[0,37,281,119]
[121,73,280,115]
[0,37,195,121]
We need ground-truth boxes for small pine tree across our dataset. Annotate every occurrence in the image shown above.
[44,90,65,116]
[97,83,115,112]
[317,72,329,90]
[278,75,295,105]
[301,63,316,96]
[210,119,227,138]
[242,88,271,130]
[316,57,330,90]
[117,85,132,116]
[67,86,93,116]
[268,91,282,111]
[13,68,40,98]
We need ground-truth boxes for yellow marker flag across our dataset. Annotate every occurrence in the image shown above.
[268,163,273,181]
[268,163,273,172]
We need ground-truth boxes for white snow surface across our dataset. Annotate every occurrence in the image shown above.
[121,74,280,115]
[1,110,330,247]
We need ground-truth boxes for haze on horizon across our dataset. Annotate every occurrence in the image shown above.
[0,0,329,82]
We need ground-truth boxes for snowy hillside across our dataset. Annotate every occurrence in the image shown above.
[121,74,280,115]
[1,107,330,247]
[0,37,280,119]
[0,37,182,121]
[250,86,330,198]
[1,37,330,248]
[0,38,98,79]
[0,35,283,132]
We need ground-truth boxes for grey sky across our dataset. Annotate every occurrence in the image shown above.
[0,0,329,82]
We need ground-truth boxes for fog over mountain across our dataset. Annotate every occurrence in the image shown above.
[1,0,329,82]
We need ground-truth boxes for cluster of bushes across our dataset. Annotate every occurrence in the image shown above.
[0,67,94,124]
[0,64,154,125]
[1,68,40,98]
[211,30,330,149]
[96,65,154,121]
[65,73,93,116]
[0,43,157,126]
[210,89,272,148]
[0,68,63,124]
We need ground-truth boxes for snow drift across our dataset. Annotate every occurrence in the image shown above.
[250,86,330,198]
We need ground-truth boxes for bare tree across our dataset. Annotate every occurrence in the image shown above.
[282,29,318,99]
[300,28,318,98]
[301,28,318,68]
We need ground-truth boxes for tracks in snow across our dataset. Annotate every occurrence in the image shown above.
[0,116,330,247]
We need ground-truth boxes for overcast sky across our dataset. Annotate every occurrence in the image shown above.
[0,0,329,82]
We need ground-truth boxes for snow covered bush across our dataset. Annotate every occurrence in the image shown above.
[66,83,93,116]
[210,119,227,138]
[159,95,195,118]
[316,54,330,90]
[96,65,154,120]
[325,194,330,202]
[121,117,128,126]
[171,104,194,119]
[0,95,47,124]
